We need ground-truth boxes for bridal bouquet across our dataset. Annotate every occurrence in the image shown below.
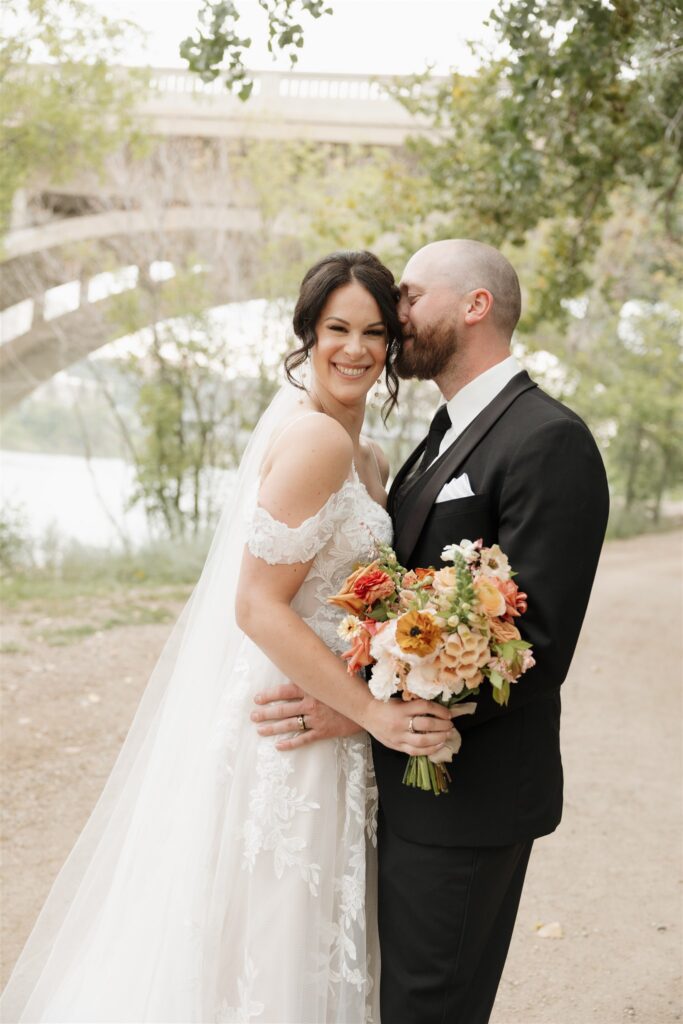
[328,539,534,795]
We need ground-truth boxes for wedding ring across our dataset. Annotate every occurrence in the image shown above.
[297,714,308,732]
[409,717,415,734]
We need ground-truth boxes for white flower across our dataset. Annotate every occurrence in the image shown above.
[370,619,400,661]
[404,659,445,700]
[368,656,402,702]
[478,544,511,580]
[520,649,536,674]
[441,538,481,564]
[337,614,362,640]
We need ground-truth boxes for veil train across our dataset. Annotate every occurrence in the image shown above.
[0,384,306,1022]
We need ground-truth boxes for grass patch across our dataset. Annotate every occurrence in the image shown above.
[0,641,26,654]
[101,604,173,629]
[1,536,209,611]
[40,624,98,647]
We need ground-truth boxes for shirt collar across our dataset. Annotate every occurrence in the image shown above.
[444,355,521,437]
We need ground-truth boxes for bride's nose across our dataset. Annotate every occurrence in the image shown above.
[343,333,365,356]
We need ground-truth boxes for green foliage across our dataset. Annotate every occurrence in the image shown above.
[180,0,333,97]
[0,0,145,233]
[399,0,682,323]
[0,502,32,574]
[520,189,683,522]
[103,262,286,540]
[0,535,206,609]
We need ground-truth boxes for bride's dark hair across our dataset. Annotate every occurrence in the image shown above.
[285,250,401,422]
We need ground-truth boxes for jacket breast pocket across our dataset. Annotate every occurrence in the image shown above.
[430,493,490,520]
[427,493,496,550]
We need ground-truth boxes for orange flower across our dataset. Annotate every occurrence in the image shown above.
[353,568,395,605]
[328,562,377,615]
[395,611,441,657]
[490,618,521,643]
[414,567,435,589]
[493,577,528,619]
[342,628,374,673]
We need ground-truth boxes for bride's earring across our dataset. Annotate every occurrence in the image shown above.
[372,379,384,408]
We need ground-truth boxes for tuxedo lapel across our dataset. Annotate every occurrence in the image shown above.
[395,372,537,565]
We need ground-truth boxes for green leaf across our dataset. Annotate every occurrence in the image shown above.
[492,678,511,705]
[488,668,504,690]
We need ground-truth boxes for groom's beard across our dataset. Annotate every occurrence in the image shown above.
[396,318,457,381]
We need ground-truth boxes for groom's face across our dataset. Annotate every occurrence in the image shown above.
[395,268,460,381]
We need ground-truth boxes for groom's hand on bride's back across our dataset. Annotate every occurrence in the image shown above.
[251,682,362,750]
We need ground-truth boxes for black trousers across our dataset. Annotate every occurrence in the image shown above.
[377,811,533,1024]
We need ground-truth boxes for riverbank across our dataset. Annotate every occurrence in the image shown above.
[1,532,681,1021]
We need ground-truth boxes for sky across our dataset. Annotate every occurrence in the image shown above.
[88,0,501,76]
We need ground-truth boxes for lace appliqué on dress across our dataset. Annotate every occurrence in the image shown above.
[215,952,265,1023]
[241,741,321,895]
[246,482,355,565]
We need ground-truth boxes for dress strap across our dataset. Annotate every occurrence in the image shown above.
[275,411,324,443]
[261,411,324,473]
[362,437,384,489]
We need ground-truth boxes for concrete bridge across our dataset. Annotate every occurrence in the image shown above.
[1,67,437,411]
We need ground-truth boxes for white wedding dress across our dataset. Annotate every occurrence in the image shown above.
[1,389,393,1024]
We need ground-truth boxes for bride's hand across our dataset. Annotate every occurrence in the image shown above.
[251,682,362,750]
[363,698,456,757]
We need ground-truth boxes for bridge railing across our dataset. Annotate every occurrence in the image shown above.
[141,67,440,135]
[146,66,432,105]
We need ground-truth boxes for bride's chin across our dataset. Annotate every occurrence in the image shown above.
[332,384,377,407]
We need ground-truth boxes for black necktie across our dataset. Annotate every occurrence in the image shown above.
[392,404,452,516]
[418,404,451,472]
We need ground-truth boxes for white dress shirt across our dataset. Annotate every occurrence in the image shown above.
[434,355,522,463]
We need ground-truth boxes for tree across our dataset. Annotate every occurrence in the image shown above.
[104,261,286,540]
[181,0,333,99]
[395,0,683,324]
[0,0,144,234]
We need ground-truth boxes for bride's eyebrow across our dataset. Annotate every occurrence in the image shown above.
[324,316,384,329]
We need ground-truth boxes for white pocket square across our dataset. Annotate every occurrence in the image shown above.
[435,473,475,503]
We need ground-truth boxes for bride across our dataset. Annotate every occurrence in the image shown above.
[1,250,454,1024]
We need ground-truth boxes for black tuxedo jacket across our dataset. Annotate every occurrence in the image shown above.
[371,371,609,847]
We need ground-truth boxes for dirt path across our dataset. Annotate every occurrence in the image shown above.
[1,534,681,1022]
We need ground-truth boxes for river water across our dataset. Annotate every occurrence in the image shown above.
[0,450,233,553]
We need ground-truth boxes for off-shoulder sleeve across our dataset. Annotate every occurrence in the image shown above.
[246,483,351,565]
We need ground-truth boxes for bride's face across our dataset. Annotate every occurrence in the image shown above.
[310,280,387,406]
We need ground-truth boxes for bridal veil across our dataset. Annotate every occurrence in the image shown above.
[0,385,321,1022]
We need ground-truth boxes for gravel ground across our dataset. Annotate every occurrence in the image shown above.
[1,533,681,1022]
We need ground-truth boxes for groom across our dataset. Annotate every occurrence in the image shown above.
[253,239,609,1023]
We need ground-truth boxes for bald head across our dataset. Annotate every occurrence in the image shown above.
[404,239,522,338]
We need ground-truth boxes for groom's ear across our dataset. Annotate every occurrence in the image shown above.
[463,288,494,325]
